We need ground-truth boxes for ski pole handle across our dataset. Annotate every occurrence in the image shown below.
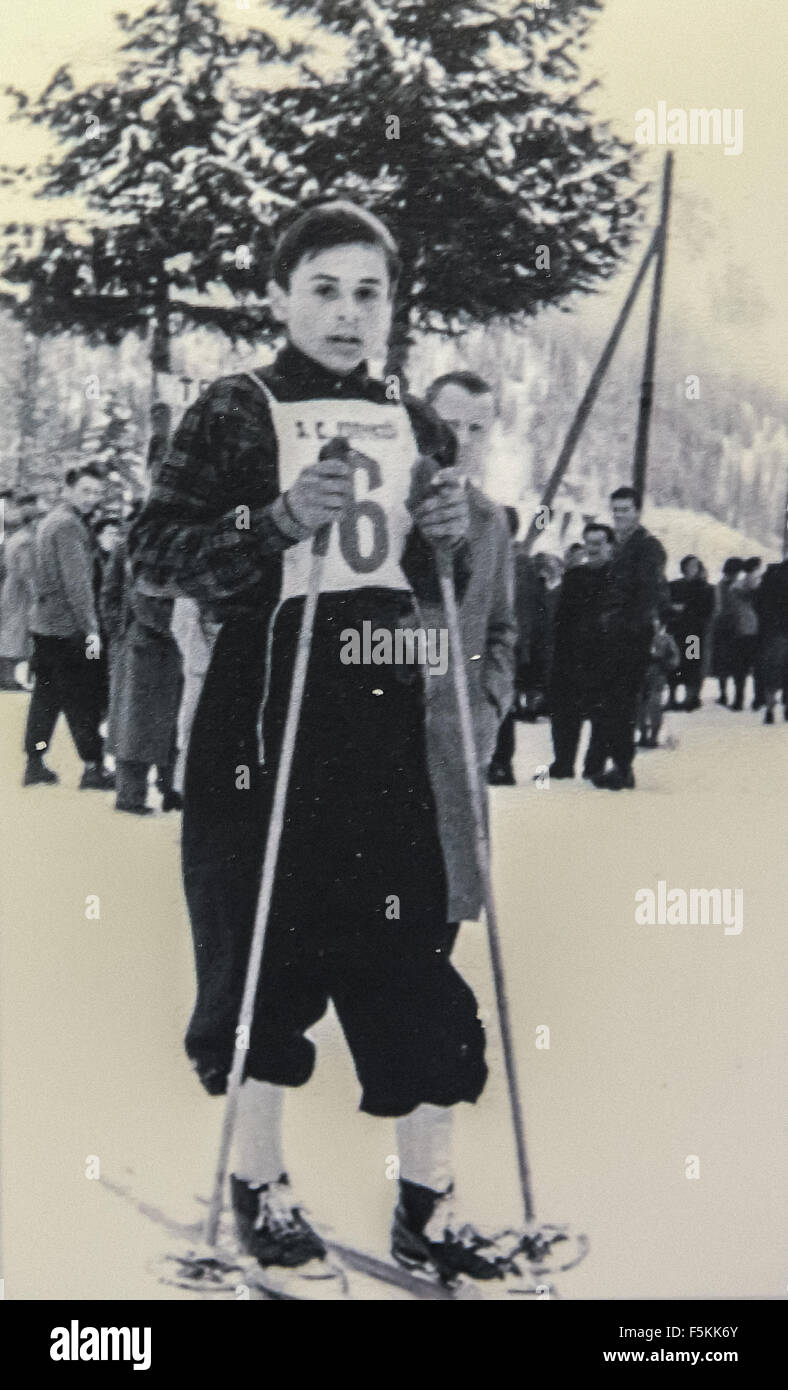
[435,545,455,581]
[312,523,331,557]
[313,435,351,557]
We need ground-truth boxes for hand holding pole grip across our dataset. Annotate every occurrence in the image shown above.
[311,435,351,554]
[283,434,352,544]
[408,454,468,555]
[318,434,352,463]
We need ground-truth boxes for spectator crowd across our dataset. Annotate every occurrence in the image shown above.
[487,499,788,788]
[1,440,787,812]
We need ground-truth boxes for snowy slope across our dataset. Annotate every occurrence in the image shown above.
[1,686,786,1300]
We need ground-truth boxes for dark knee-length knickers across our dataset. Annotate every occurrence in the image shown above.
[181,589,487,1117]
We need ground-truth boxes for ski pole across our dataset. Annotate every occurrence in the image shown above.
[203,455,345,1250]
[435,544,537,1227]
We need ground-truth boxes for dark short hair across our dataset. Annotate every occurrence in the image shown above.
[680,554,700,574]
[610,485,642,510]
[425,371,494,405]
[742,556,761,573]
[583,521,614,543]
[723,556,744,577]
[271,200,400,293]
[66,465,103,487]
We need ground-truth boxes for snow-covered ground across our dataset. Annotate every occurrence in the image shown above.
[1,685,786,1300]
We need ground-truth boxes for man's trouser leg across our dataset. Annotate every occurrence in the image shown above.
[0,656,21,688]
[24,635,62,756]
[491,709,515,770]
[116,760,150,809]
[584,713,608,776]
[550,692,582,774]
[751,639,765,707]
[606,640,650,774]
[683,657,703,704]
[155,699,181,795]
[763,635,788,711]
[57,637,104,763]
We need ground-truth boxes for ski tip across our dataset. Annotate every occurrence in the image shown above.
[517,1223,590,1275]
[150,1246,246,1295]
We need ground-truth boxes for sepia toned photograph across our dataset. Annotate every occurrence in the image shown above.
[0,0,785,1363]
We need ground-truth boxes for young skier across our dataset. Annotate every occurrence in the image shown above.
[130,201,519,1288]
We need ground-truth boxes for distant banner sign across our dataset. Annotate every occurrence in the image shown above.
[153,373,214,409]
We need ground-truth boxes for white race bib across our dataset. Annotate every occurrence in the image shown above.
[254,382,418,599]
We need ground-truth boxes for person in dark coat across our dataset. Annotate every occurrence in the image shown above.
[591,486,667,789]
[754,558,788,723]
[548,522,613,778]
[666,555,715,710]
[718,562,758,711]
[740,556,763,709]
[93,516,122,720]
[711,557,744,704]
[101,534,183,814]
[513,551,563,721]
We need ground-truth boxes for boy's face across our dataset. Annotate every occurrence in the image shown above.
[268,242,392,376]
[429,384,495,486]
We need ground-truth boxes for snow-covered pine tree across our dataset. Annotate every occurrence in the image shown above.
[216,0,646,372]
[1,0,644,386]
[82,388,147,512]
[0,1,304,381]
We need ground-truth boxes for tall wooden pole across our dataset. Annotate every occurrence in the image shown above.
[522,226,660,554]
[632,151,674,499]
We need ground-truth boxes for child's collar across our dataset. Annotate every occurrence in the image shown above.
[275,340,370,391]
